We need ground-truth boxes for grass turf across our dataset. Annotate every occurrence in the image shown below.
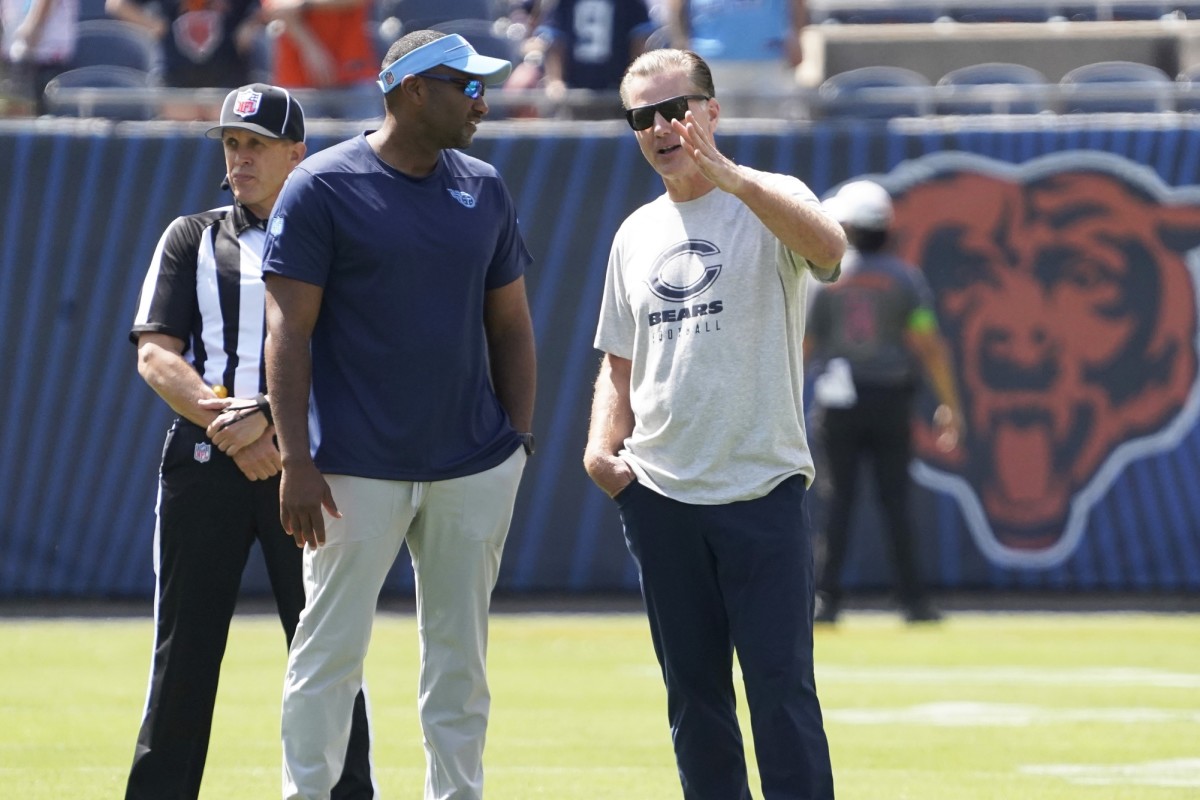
[0,609,1197,798]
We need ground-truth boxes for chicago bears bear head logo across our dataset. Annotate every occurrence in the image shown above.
[880,153,1200,566]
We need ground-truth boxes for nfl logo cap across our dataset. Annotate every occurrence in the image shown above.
[206,83,305,142]
[823,180,894,231]
[378,33,512,94]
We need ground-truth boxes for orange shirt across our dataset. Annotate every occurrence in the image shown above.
[272,3,377,88]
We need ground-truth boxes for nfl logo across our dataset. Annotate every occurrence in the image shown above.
[194,442,212,463]
[234,90,262,118]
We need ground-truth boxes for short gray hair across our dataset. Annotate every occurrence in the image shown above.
[619,49,715,108]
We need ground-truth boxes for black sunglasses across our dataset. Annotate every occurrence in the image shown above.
[419,72,486,99]
[625,94,709,131]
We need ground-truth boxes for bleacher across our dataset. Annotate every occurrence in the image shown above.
[807,0,1200,24]
[16,1,1200,121]
[796,3,1200,118]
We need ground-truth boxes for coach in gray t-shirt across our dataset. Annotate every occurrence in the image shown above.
[583,49,845,800]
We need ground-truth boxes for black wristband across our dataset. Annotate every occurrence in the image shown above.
[255,393,274,426]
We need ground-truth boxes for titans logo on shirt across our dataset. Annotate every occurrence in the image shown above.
[448,189,476,208]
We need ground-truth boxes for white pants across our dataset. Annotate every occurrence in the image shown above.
[282,449,526,800]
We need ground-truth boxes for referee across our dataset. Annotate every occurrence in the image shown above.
[126,84,374,800]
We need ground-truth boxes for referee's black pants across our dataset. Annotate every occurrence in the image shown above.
[125,420,374,800]
[816,383,927,610]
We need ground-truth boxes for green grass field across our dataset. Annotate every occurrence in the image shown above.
[1,609,1197,799]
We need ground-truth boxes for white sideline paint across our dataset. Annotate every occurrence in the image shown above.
[624,664,1200,688]
[1021,759,1200,788]
[817,665,1200,689]
[825,701,1200,727]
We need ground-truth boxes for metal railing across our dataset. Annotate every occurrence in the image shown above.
[28,82,1200,123]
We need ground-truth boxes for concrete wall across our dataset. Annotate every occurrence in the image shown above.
[800,20,1200,84]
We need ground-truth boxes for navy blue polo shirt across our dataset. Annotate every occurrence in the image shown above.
[262,134,531,481]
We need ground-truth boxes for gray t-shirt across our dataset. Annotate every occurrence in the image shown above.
[594,177,831,504]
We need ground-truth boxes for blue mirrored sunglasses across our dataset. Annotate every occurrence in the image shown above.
[419,72,486,99]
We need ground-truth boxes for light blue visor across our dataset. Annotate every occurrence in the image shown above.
[378,34,512,94]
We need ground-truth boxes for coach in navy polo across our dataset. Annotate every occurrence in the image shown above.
[262,33,536,800]
[127,84,374,800]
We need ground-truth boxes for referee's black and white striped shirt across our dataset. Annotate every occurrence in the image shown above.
[130,202,270,400]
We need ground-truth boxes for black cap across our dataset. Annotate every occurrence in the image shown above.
[205,84,305,142]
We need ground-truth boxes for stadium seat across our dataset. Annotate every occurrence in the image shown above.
[1059,2,1169,21]
[72,19,157,72]
[1060,59,1173,112]
[817,8,941,24]
[949,5,1057,22]
[817,65,934,119]
[42,64,154,120]
[936,62,1050,114]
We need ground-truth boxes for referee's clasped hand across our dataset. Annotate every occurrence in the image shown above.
[230,434,282,482]
[199,396,270,455]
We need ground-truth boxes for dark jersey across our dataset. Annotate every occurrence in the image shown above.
[808,248,935,386]
[544,0,652,90]
[262,135,532,481]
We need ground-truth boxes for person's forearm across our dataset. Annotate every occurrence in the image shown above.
[488,327,536,434]
[264,284,319,468]
[137,338,222,428]
[264,329,313,468]
[584,355,634,465]
[485,278,537,433]
[927,348,963,417]
[14,0,56,50]
[665,0,689,48]
[732,168,846,274]
[105,0,167,38]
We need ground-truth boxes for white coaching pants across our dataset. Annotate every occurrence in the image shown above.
[282,449,526,800]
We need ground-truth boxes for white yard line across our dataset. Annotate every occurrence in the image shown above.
[826,701,1200,726]
[1020,758,1200,788]
[817,665,1200,688]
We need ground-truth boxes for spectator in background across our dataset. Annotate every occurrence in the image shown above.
[665,0,806,117]
[2,0,78,113]
[805,179,965,625]
[105,0,262,119]
[387,0,494,33]
[261,0,379,119]
[511,0,655,118]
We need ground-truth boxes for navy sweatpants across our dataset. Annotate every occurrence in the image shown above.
[617,475,834,800]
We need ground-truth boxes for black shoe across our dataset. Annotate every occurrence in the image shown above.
[814,593,839,624]
[904,600,943,624]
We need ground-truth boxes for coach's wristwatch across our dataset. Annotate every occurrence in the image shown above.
[519,432,536,456]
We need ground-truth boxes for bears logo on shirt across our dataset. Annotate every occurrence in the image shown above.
[645,239,725,329]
